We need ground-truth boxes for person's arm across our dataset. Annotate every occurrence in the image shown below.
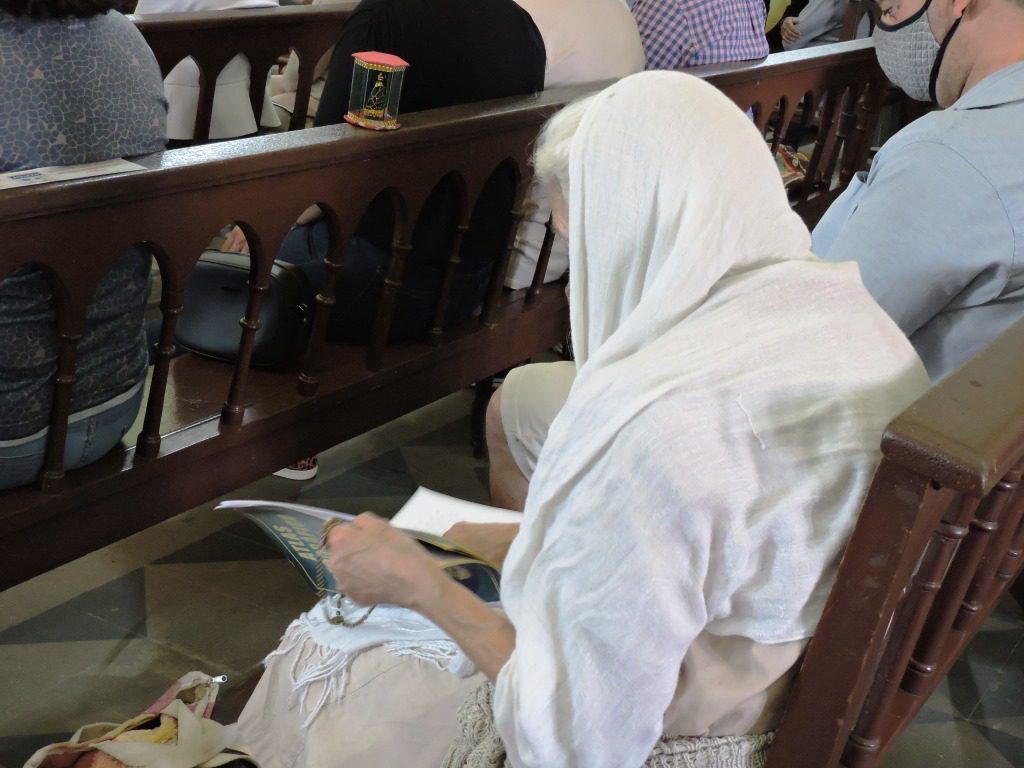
[324,513,515,680]
[443,522,520,569]
[814,140,1013,339]
[782,0,842,49]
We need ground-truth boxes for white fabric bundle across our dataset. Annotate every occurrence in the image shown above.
[492,72,929,767]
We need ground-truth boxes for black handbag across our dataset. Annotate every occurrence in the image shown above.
[175,250,313,367]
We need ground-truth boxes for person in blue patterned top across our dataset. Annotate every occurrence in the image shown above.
[0,0,166,489]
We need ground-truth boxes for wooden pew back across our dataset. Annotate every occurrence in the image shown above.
[131,5,352,140]
[690,39,887,228]
[0,43,885,589]
[767,319,1024,766]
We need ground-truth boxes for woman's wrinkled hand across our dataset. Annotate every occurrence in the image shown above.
[325,512,445,610]
[780,17,801,43]
[443,522,520,569]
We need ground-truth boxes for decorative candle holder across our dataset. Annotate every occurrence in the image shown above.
[344,51,410,131]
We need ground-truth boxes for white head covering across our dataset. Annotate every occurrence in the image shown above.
[493,72,929,767]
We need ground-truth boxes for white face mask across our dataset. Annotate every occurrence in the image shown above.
[873,0,963,104]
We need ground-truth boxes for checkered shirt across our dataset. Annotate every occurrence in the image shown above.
[633,0,769,70]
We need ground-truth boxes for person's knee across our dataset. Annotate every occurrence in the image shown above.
[485,386,508,456]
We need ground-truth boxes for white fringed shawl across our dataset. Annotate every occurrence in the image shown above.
[265,599,474,727]
[491,72,930,768]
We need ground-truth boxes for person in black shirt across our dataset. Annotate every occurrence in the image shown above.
[274,0,546,342]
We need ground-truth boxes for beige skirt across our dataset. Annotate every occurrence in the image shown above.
[236,636,772,768]
[235,642,484,768]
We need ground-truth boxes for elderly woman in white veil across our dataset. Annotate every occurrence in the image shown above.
[237,71,928,767]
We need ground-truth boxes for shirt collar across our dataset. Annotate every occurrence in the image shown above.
[952,60,1024,110]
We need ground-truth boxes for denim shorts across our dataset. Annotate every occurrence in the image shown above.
[0,382,145,491]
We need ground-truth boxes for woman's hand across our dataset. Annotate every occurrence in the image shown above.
[780,17,801,43]
[325,513,447,610]
[443,522,520,569]
[221,226,250,254]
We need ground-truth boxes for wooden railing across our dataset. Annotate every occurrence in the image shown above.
[767,318,1024,767]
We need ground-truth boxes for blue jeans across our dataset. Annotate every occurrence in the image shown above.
[0,383,144,490]
[278,221,493,343]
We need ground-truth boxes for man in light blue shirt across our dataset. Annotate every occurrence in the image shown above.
[812,0,1024,380]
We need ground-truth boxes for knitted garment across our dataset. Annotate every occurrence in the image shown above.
[441,683,775,768]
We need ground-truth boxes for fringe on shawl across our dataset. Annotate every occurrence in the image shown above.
[262,613,463,728]
[441,683,776,768]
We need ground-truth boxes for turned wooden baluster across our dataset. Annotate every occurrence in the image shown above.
[137,247,184,459]
[247,52,280,129]
[480,163,527,324]
[290,50,318,130]
[222,228,273,424]
[996,505,1024,607]
[954,463,1024,632]
[526,216,556,306]
[844,488,972,767]
[823,83,857,193]
[902,478,1015,696]
[800,88,833,199]
[367,236,412,372]
[299,214,343,397]
[193,64,215,144]
[767,94,790,158]
[430,218,470,345]
[39,287,87,492]
[840,80,882,189]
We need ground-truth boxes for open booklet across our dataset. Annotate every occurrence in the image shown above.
[216,487,523,604]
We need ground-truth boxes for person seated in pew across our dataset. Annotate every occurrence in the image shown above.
[0,0,167,489]
[503,0,645,289]
[631,0,770,70]
[779,0,870,51]
[234,72,929,767]
[811,0,1024,381]
[133,0,282,141]
[275,0,645,294]
[223,0,545,342]
[487,0,1024,509]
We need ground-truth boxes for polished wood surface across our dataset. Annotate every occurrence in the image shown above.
[767,319,1024,767]
[132,5,351,139]
[0,42,885,588]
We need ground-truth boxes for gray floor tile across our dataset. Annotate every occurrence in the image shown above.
[154,520,283,565]
[0,732,77,768]
[0,639,203,736]
[883,719,1015,767]
[300,449,417,500]
[142,561,312,673]
[0,571,147,645]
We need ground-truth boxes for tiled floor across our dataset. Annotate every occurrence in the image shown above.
[1,390,1022,767]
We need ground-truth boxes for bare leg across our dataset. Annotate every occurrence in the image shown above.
[486,388,529,512]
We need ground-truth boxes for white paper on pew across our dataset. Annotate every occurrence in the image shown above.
[390,487,523,537]
[0,159,146,190]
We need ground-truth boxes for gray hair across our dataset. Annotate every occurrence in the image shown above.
[531,95,597,205]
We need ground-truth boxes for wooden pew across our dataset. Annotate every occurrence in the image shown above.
[0,42,884,590]
[131,5,352,141]
[689,39,887,228]
[767,318,1024,767]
